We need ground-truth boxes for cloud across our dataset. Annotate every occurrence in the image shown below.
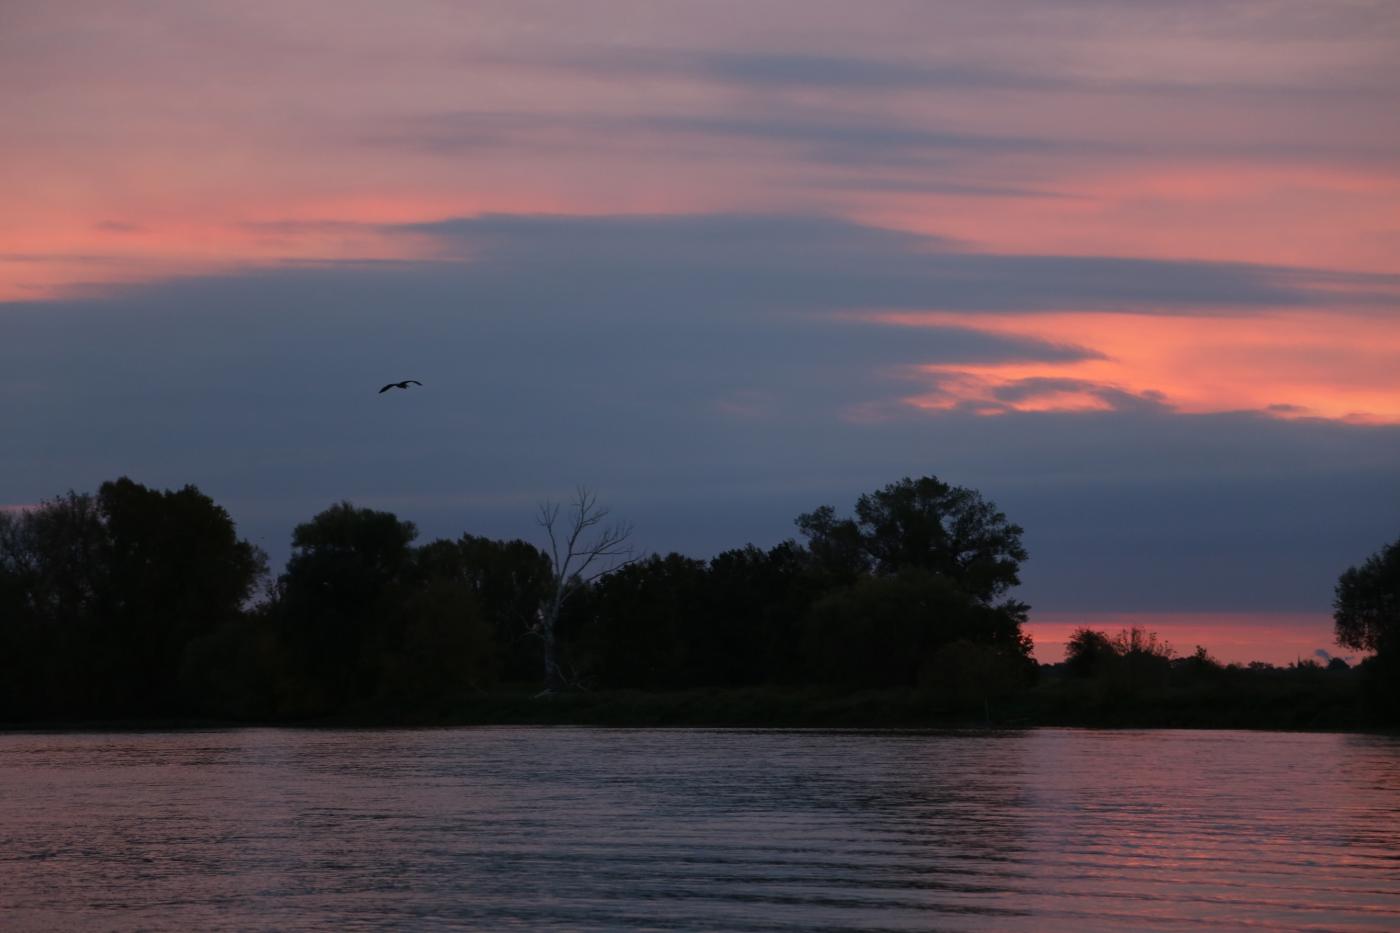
[399,212,1386,314]
[528,45,1400,101]
[363,108,1082,171]
[2,211,1397,615]
[967,376,1169,415]
[540,49,1052,92]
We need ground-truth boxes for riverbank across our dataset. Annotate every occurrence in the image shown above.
[341,679,1374,731]
[5,669,1389,733]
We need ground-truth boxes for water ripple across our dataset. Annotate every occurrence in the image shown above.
[1,727,1397,931]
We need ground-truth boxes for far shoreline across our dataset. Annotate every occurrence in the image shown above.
[3,683,1392,736]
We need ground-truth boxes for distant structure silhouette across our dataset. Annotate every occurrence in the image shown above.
[378,380,422,394]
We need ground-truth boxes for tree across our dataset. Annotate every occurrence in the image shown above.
[1334,536,1400,655]
[793,505,868,585]
[797,476,1027,604]
[378,578,496,703]
[1064,628,1116,679]
[855,476,1026,602]
[1335,536,1400,721]
[802,569,1028,686]
[584,553,708,688]
[703,541,817,685]
[0,479,265,718]
[276,502,419,709]
[1062,626,1172,693]
[414,535,553,683]
[535,488,634,692]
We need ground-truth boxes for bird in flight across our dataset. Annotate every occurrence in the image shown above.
[378,380,423,394]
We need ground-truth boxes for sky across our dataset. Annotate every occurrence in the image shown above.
[2,1,1398,664]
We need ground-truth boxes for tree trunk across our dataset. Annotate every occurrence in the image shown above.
[541,618,562,692]
[539,594,564,693]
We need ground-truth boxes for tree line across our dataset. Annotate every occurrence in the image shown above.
[0,475,1038,722]
[2,476,1395,725]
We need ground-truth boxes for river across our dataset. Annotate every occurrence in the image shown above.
[2,727,1396,931]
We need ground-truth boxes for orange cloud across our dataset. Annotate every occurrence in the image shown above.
[875,309,1400,424]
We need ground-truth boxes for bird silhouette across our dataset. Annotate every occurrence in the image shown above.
[378,380,423,394]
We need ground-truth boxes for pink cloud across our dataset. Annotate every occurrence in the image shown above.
[881,309,1400,425]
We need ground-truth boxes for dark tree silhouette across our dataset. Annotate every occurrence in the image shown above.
[1062,626,1174,695]
[798,476,1027,604]
[1335,536,1400,720]
[413,534,553,682]
[0,480,265,718]
[276,502,419,709]
[701,541,816,685]
[794,505,868,585]
[1064,628,1117,679]
[1335,536,1399,655]
[584,553,709,688]
[803,569,1029,686]
[857,476,1026,602]
[7,472,1368,728]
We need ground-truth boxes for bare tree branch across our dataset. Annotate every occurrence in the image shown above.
[533,487,635,692]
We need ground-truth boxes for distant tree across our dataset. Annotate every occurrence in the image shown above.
[1172,644,1224,685]
[1112,626,1174,691]
[584,553,708,688]
[1335,536,1400,720]
[1063,626,1172,693]
[1064,628,1117,679]
[802,569,1028,686]
[97,478,267,707]
[276,502,419,709]
[1111,626,1173,661]
[856,476,1027,601]
[798,475,1027,604]
[0,492,118,717]
[794,505,868,585]
[1334,536,1399,656]
[535,488,634,692]
[414,535,553,683]
[0,492,106,628]
[0,479,265,718]
[378,578,496,703]
[793,477,1030,686]
[703,541,817,685]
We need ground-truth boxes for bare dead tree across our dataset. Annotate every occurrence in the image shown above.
[535,487,635,693]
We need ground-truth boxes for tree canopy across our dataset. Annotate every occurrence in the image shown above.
[0,479,265,717]
[798,476,1027,604]
[1334,536,1400,655]
[2,473,1040,720]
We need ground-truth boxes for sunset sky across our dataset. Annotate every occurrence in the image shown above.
[3,1,1397,663]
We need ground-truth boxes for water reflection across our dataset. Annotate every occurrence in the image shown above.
[0,728,1396,931]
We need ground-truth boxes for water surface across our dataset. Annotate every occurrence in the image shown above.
[2,728,1397,931]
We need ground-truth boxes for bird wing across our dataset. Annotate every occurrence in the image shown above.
[378,384,395,393]
[408,380,423,386]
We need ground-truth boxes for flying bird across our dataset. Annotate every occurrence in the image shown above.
[378,380,423,394]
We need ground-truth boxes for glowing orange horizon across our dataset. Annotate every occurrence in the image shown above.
[1024,612,1351,667]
